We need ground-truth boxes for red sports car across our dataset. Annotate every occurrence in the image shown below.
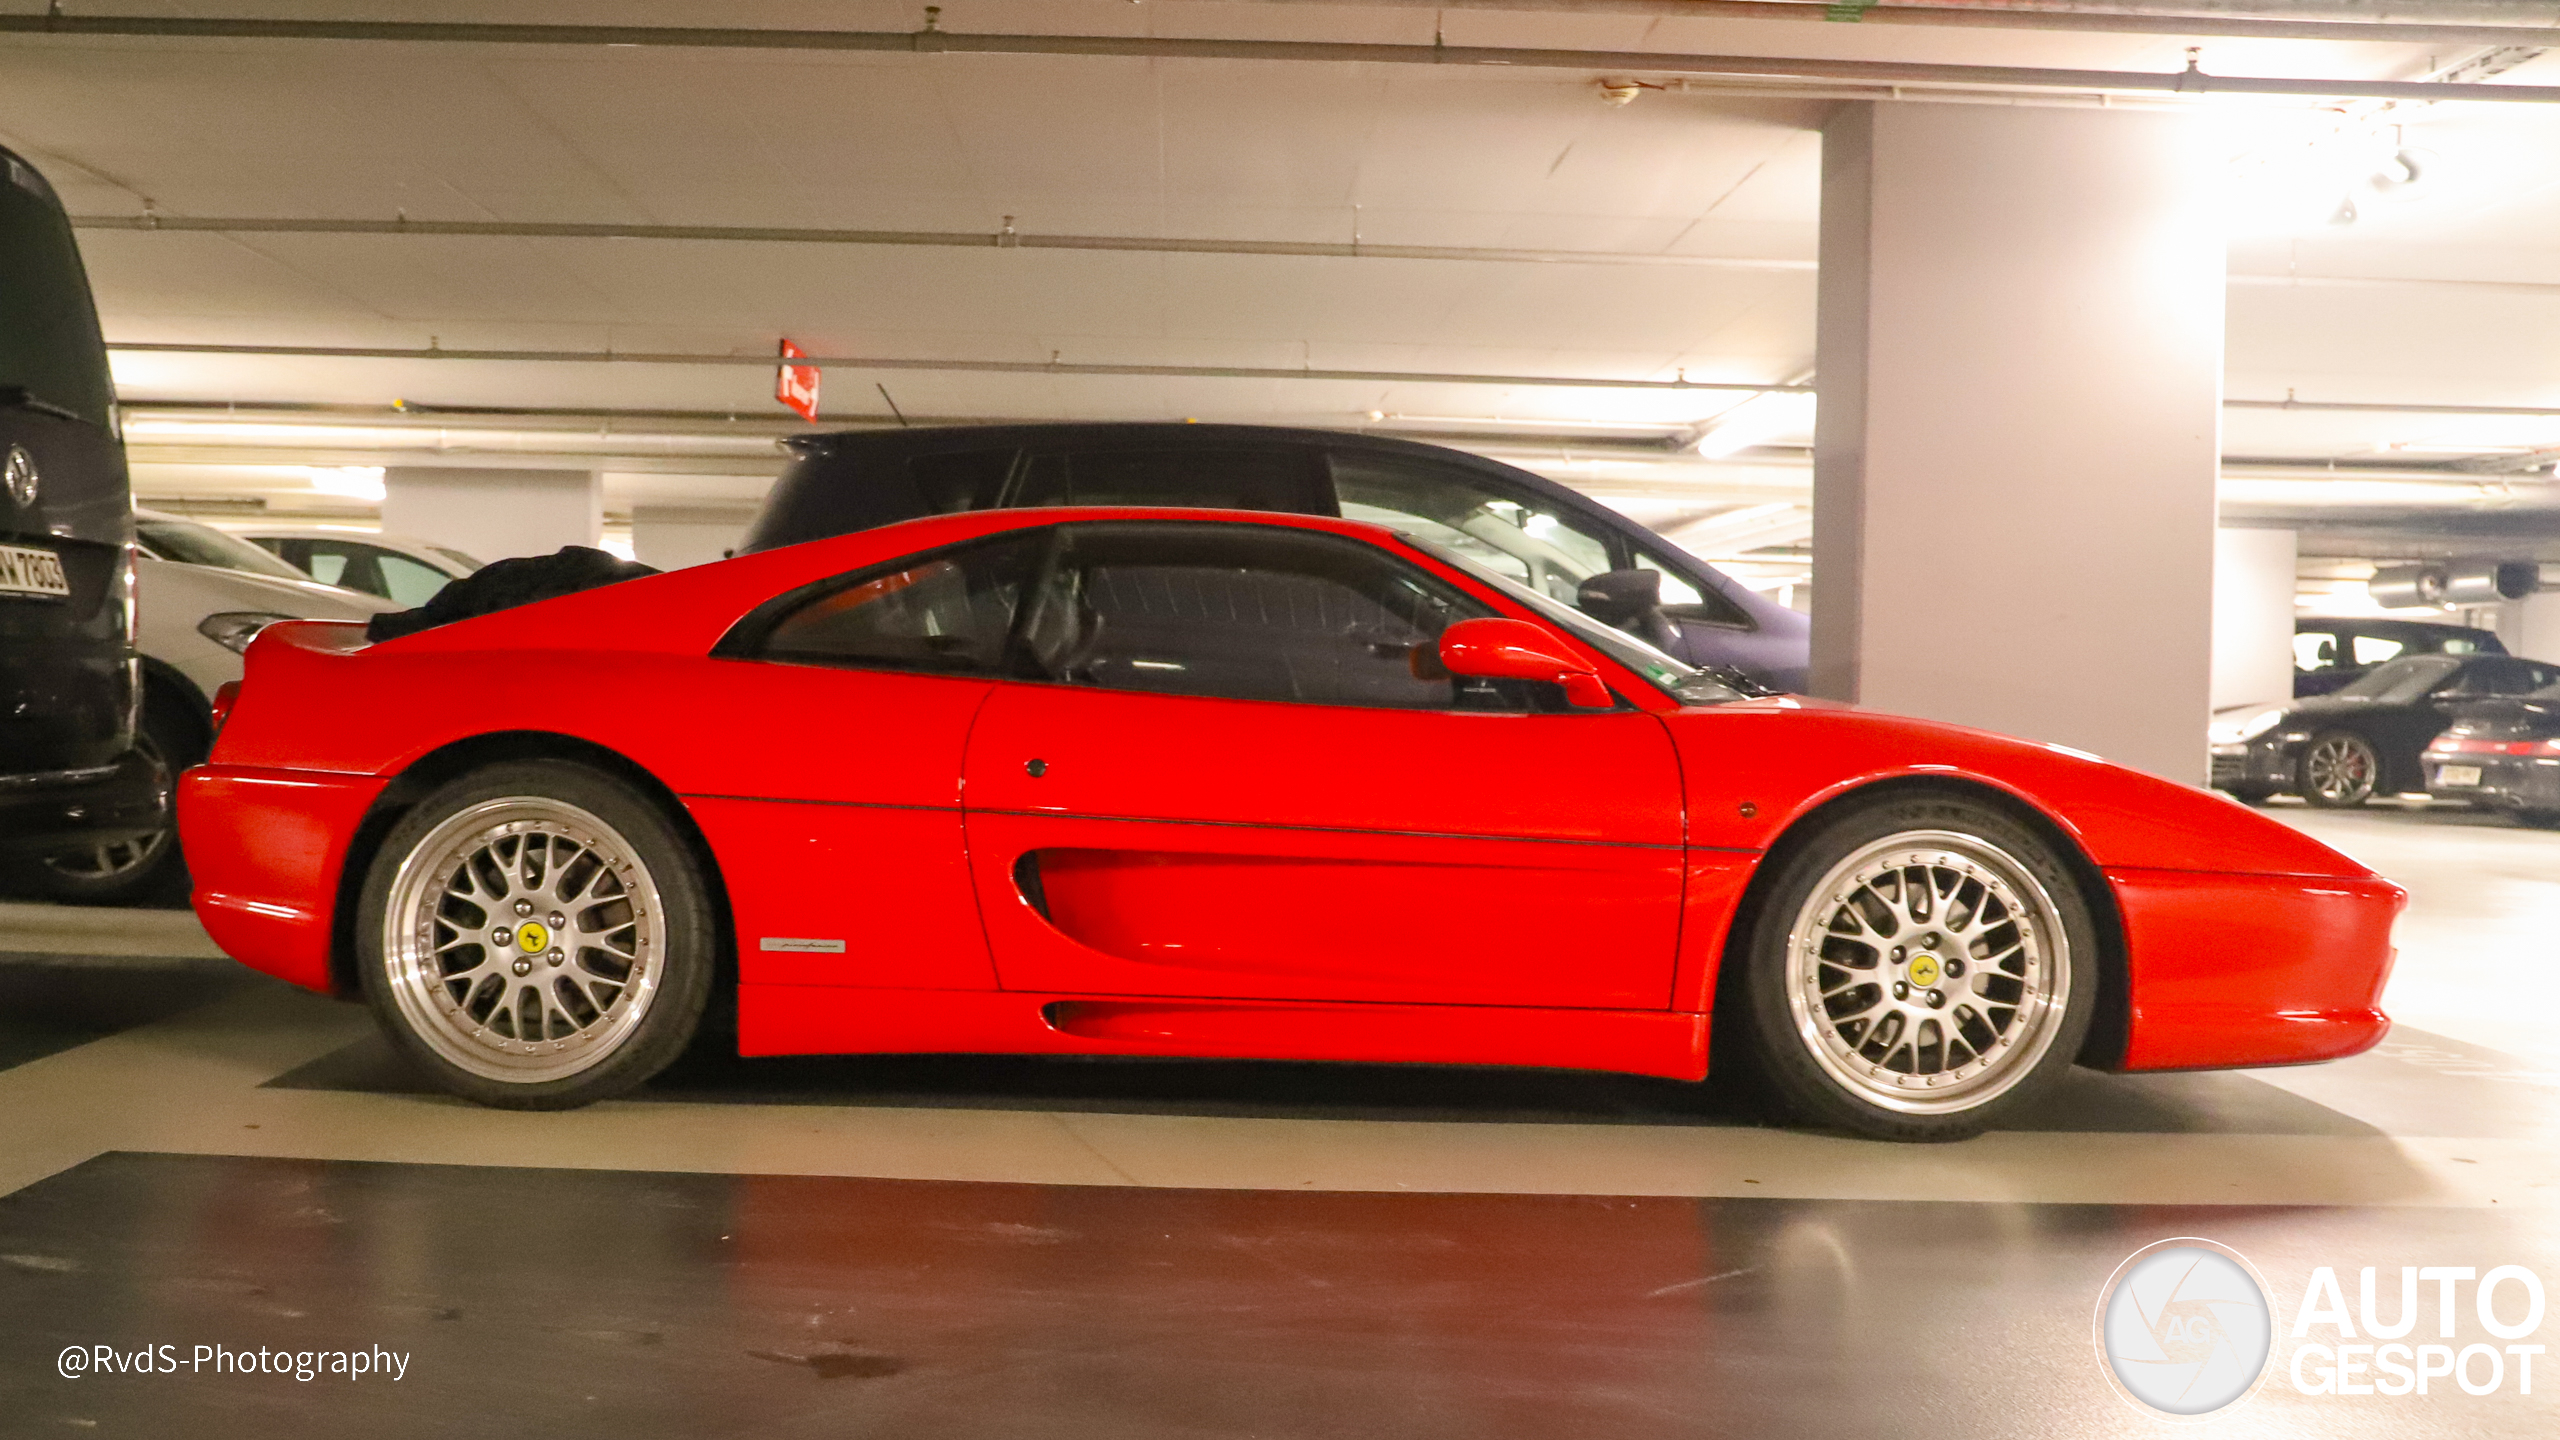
[179,508,2402,1140]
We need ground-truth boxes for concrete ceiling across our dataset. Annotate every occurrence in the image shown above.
[9,0,2560,587]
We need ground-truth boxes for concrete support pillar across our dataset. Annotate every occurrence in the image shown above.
[2212,527,2298,711]
[2510,589,2560,665]
[382,467,602,565]
[631,506,754,571]
[1813,102,2225,781]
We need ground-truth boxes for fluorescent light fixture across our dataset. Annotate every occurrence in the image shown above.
[1690,393,1817,459]
[303,465,386,502]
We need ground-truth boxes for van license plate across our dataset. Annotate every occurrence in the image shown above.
[0,543,70,599]
[2438,764,2483,787]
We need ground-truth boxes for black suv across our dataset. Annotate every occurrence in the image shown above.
[743,424,1811,689]
[1,145,164,889]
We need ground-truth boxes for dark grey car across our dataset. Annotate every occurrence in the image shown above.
[1,144,166,892]
[742,424,1811,691]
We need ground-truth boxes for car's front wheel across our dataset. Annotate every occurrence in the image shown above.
[2299,731,2381,807]
[356,760,715,1109]
[1729,793,2097,1142]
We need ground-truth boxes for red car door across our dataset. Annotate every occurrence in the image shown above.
[960,520,1685,1010]
[693,530,1047,991]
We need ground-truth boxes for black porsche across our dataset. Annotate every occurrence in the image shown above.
[2423,682,2560,825]
[2212,653,2560,807]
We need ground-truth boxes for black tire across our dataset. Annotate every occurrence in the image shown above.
[1727,793,2099,1142]
[26,691,196,907]
[355,760,716,1109]
[2298,731,2380,808]
[2222,785,2275,806]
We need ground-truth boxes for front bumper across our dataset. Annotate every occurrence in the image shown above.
[2112,865,2401,1070]
[2208,737,2303,793]
[0,749,167,856]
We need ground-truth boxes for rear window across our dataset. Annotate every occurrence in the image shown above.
[0,152,115,429]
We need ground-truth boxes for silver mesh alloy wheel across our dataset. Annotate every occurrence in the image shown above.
[2303,734,2378,805]
[380,797,664,1084]
[1781,829,2072,1116]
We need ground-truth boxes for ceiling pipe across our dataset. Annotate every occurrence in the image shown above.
[105,341,1811,395]
[1230,1,2560,48]
[6,13,2559,104]
[69,214,1816,270]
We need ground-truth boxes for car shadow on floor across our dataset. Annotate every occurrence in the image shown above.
[263,1029,2383,1138]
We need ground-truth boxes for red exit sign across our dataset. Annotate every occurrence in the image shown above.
[775,340,820,421]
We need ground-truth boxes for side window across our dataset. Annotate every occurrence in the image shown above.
[2479,660,2544,696]
[1009,448,1330,514]
[2440,636,2482,655]
[1016,522,1506,711]
[375,552,454,607]
[2293,631,2340,672]
[1631,548,1751,627]
[1330,452,1613,607]
[908,449,1015,514]
[2352,634,2407,666]
[750,533,1046,676]
[304,541,388,598]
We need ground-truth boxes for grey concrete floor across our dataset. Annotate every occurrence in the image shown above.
[0,799,2553,1437]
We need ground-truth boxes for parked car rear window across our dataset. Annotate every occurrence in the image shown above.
[0,153,116,429]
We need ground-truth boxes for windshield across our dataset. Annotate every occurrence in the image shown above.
[2336,654,2462,703]
[1403,534,1744,706]
[136,517,316,581]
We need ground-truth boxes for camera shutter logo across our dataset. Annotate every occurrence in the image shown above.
[3,445,36,509]
[2095,1239,2274,1418]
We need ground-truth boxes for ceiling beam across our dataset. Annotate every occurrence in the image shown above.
[6,13,2560,104]
[104,342,1813,395]
[1237,1,2560,49]
[67,214,1814,270]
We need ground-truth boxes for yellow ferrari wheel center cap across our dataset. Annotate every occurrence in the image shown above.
[516,921,550,954]
[1907,953,1942,988]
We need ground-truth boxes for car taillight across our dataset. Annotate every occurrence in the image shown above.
[210,680,241,738]
[2431,734,2558,756]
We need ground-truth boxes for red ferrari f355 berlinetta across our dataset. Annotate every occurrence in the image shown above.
[179,508,2403,1140]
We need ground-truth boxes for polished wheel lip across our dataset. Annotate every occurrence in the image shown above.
[380,796,663,1085]
[2303,734,2378,804]
[1782,828,2070,1117]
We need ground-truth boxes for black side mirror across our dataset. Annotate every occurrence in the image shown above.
[1577,568,1663,626]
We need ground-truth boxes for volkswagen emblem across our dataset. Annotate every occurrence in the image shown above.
[2,445,36,509]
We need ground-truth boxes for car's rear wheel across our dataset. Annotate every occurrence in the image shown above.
[28,692,193,907]
[2299,732,2380,807]
[356,760,715,1109]
[1730,794,2097,1142]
